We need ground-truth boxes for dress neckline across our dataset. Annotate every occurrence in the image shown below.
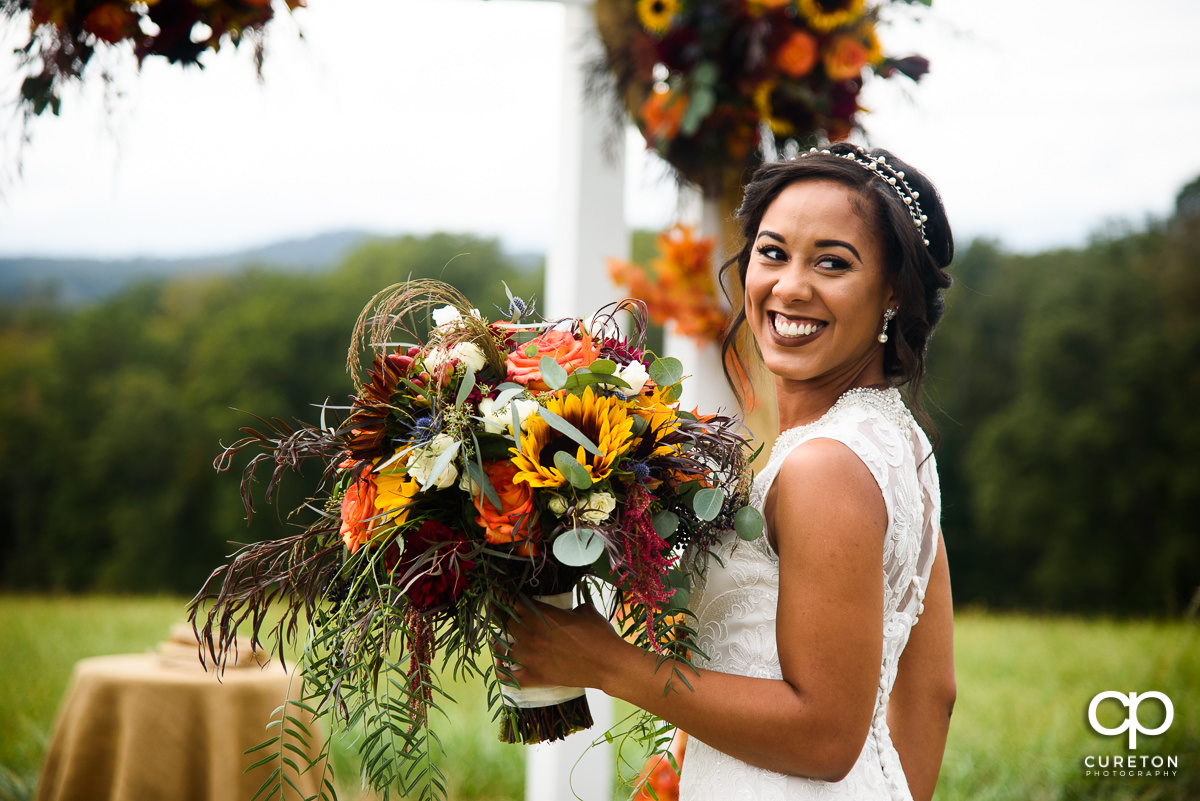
[768,386,912,465]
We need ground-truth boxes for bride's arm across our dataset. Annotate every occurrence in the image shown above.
[506,438,885,781]
[886,531,955,801]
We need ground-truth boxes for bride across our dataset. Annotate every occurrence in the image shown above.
[507,142,957,801]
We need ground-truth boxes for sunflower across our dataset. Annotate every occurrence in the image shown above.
[752,81,795,137]
[795,0,866,34]
[374,467,421,529]
[630,386,684,459]
[510,387,635,489]
[637,0,680,34]
[856,21,884,65]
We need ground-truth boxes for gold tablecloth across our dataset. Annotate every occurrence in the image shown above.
[37,653,323,801]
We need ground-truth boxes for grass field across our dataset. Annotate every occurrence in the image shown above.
[1,596,1197,801]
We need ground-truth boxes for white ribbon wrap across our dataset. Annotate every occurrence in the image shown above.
[501,592,588,709]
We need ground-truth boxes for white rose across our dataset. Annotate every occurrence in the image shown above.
[510,399,541,427]
[424,346,450,373]
[408,435,459,489]
[477,397,506,434]
[546,494,570,517]
[459,469,480,495]
[431,306,462,329]
[616,361,650,395]
[451,342,486,373]
[580,491,617,524]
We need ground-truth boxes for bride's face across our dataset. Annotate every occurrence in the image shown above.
[744,179,895,386]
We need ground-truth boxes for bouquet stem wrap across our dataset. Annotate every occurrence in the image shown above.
[498,592,594,744]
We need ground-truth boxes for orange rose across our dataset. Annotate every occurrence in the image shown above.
[775,31,818,78]
[505,329,600,391]
[823,35,869,81]
[474,460,539,545]
[340,473,378,554]
[82,3,140,43]
[639,88,689,144]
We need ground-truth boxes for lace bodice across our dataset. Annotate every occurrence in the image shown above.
[678,388,941,801]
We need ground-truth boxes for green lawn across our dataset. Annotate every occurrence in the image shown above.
[1,597,1196,801]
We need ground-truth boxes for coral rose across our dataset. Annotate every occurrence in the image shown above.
[474,460,539,545]
[506,329,599,391]
[823,35,870,81]
[775,31,818,78]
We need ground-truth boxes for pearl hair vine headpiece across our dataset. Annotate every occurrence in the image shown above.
[799,147,930,247]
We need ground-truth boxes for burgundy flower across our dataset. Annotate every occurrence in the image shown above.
[391,520,476,611]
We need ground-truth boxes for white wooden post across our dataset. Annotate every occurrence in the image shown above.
[531,1,623,799]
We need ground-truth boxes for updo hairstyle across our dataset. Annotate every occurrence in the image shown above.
[720,142,954,425]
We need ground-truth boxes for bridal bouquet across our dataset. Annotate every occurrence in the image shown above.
[189,280,761,800]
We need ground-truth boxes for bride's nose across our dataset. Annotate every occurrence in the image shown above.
[771,265,814,303]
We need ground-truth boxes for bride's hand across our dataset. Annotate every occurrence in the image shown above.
[503,597,626,691]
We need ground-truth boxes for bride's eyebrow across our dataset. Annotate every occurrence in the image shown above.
[815,239,862,262]
[756,231,786,244]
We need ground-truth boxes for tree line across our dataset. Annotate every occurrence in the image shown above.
[1,210,1197,615]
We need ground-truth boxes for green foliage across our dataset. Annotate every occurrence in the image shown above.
[7,597,1196,801]
[0,234,541,595]
[0,594,526,801]
[927,214,1200,614]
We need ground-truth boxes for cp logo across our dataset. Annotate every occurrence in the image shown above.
[1088,691,1174,749]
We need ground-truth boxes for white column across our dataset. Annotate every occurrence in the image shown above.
[529,1,621,799]
[543,0,627,321]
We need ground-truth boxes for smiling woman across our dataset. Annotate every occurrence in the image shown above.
[505,143,957,801]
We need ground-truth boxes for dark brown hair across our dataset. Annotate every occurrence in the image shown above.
[720,142,954,430]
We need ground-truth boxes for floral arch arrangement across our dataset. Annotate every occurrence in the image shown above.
[2,0,305,120]
[594,0,931,193]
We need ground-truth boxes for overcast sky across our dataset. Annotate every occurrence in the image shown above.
[1,0,1198,259]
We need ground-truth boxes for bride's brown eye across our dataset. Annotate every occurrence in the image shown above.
[756,245,786,261]
[817,256,850,271]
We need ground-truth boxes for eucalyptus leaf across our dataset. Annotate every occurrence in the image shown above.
[493,385,526,409]
[692,487,725,522]
[681,86,716,136]
[553,451,593,490]
[649,356,684,387]
[420,440,461,490]
[538,406,602,457]
[553,527,605,566]
[735,505,765,541]
[539,355,568,390]
[454,366,476,409]
[564,371,630,391]
[652,510,680,540]
[667,567,690,590]
[693,60,719,86]
[591,553,618,584]
[510,403,523,453]
[589,359,617,375]
[466,457,501,510]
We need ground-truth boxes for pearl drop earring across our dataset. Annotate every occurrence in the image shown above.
[878,307,897,344]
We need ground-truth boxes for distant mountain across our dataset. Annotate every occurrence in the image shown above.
[0,230,376,305]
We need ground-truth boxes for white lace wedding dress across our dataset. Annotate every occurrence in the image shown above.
[678,387,941,801]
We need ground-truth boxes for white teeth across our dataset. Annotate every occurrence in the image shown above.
[773,316,822,338]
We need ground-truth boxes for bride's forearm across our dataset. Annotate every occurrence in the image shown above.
[597,639,872,782]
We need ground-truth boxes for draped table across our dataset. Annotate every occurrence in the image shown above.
[36,652,322,801]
